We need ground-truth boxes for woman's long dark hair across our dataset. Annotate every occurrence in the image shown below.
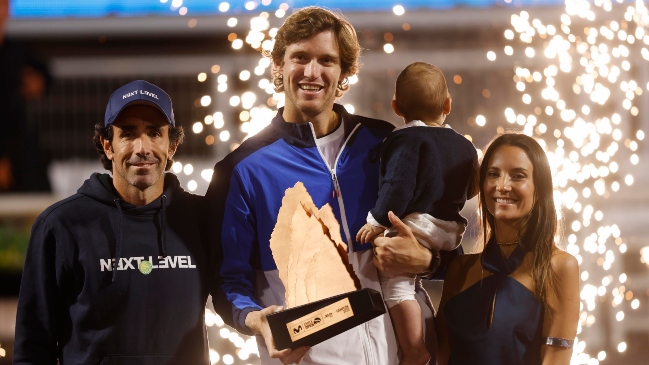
[479,133,560,306]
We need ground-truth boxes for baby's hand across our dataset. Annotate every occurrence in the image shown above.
[356,224,384,244]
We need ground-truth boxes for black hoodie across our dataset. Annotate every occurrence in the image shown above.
[14,173,212,365]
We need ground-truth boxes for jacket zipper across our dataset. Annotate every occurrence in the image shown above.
[309,123,359,249]
[310,122,374,365]
[330,172,353,251]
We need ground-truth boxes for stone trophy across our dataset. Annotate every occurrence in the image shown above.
[267,182,386,350]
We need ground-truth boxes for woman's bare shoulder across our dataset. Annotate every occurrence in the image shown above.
[550,248,579,277]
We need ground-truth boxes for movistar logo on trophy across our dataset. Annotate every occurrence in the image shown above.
[289,314,324,336]
[100,256,196,273]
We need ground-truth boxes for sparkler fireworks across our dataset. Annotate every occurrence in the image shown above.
[499,1,647,363]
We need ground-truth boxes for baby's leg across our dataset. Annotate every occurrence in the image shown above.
[390,300,430,365]
[380,273,430,365]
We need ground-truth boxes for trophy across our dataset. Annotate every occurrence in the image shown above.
[266,182,386,350]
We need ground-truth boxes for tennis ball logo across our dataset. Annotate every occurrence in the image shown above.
[139,260,153,275]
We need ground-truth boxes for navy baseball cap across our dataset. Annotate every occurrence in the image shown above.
[104,80,175,126]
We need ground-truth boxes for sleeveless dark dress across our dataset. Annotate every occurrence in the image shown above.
[444,238,544,365]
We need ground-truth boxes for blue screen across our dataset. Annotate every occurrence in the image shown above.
[11,0,565,18]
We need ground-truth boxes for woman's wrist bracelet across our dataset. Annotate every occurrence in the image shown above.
[543,337,574,348]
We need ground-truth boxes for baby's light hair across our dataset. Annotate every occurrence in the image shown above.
[395,62,450,122]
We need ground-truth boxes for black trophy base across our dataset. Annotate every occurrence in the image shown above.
[267,288,386,350]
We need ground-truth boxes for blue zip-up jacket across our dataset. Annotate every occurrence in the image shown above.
[206,104,400,364]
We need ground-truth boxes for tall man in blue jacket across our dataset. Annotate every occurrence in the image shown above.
[14,80,220,364]
[206,7,443,365]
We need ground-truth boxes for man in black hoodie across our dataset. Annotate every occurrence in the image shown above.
[14,80,217,364]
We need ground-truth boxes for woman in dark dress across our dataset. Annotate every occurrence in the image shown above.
[435,133,580,365]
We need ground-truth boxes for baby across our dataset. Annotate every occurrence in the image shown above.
[357,62,478,365]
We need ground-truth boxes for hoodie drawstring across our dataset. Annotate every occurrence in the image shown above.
[161,195,168,257]
[111,195,167,282]
[113,199,123,283]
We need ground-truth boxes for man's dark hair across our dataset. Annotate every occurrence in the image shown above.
[92,122,185,171]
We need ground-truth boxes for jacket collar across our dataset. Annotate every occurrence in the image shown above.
[271,103,357,148]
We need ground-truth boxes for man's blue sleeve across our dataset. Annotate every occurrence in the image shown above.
[215,168,264,334]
